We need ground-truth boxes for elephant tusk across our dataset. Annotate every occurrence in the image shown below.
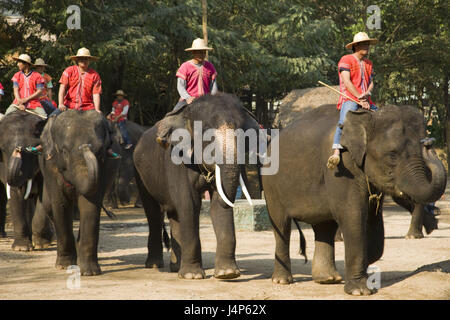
[239,173,253,206]
[215,164,234,208]
[6,184,11,199]
[24,179,32,200]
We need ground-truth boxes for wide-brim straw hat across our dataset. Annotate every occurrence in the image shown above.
[13,54,33,65]
[34,58,50,67]
[345,32,378,49]
[185,38,213,51]
[113,90,127,97]
[70,47,99,61]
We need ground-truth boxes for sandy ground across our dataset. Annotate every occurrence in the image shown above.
[0,204,449,300]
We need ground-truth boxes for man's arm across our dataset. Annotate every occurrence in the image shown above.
[58,84,67,110]
[211,79,218,95]
[341,70,361,98]
[93,93,101,113]
[177,77,194,104]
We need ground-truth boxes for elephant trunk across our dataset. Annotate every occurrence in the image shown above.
[399,148,446,204]
[7,152,24,187]
[74,144,99,197]
[215,164,240,208]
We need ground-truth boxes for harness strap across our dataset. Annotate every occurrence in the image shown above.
[365,175,383,215]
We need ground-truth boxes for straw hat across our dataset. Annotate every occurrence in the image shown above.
[13,54,33,65]
[34,58,50,67]
[70,47,99,61]
[113,89,127,97]
[345,32,378,49]
[185,38,213,51]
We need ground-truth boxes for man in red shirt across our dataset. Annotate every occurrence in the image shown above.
[5,54,46,118]
[327,32,378,169]
[50,47,102,117]
[108,90,132,149]
[34,58,57,115]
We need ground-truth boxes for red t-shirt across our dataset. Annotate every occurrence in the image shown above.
[11,71,45,110]
[336,54,374,110]
[176,61,217,98]
[111,99,130,122]
[59,65,102,111]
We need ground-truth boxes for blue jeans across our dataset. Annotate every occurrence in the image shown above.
[332,100,377,149]
[118,120,132,145]
[40,99,57,116]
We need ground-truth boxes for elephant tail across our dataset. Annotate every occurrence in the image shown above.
[102,205,118,220]
[162,222,171,251]
[293,219,307,263]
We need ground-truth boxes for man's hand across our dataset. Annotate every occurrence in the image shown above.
[357,91,371,101]
[58,104,67,111]
[17,104,26,111]
[186,97,195,104]
[360,101,371,110]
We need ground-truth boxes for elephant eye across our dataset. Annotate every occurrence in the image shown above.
[387,152,397,162]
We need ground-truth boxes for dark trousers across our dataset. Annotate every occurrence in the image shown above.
[118,120,132,145]
[40,100,57,116]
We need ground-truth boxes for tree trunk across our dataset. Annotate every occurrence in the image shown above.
[444,74,450,157]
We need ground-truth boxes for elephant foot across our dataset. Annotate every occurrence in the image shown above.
[12,238,33,251]
[312,264,342,284]
[145,255,164,269]
[272,269,293,285]
[344,278,376,296]
[405,231,424,239]
[80,261,102,276]
[32,234,53,250]
[178,264,205,280]
[55,255,77,270]
[0,230,6,238]
[214,267,240,280]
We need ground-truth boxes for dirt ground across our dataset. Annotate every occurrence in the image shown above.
[0,203,449,300]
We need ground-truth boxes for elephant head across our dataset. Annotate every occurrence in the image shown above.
[155,93,263,207]
[0,112,46,199]
[42,110,118,198]
[341,105,446,204]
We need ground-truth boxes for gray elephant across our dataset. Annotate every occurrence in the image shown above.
[106,120,146,208]
[37,110,120,275]
[0,111,53,249]
[261,104,446,295]
[134,93,260,279]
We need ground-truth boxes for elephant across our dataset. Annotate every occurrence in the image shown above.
[0,111,53,250]
[106,120,146,208]
[134,93,260,279]
[37,110,121,275]
[261,104,447,295]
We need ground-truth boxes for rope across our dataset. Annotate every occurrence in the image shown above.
[198,163,215,184]
[365,175,383,215]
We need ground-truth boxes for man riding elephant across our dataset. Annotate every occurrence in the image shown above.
[156,38,218,143]
[327,32,378,169]
[107,90,133,150]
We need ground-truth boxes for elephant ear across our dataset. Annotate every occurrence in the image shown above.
[155,108,193,149]
[340,110,372,168]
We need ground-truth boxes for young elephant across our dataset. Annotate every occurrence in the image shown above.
[38,110,120,275]
[262,105,446,296]
[0,111,53,249]
[134,93,260,279]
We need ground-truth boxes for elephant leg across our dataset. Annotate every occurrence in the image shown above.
[269,207,293,284]
[9,189,33,251]
[0,182,6,238]
[367,201,384,265]
[32,187,54,250]
[77,195,101,276]
[176,197,204,279]
[136,175,164,269]
[52,196,77,269]
[405,204,425,239]
[311,220,342,284]
[338,205,374,296]
[168,211,181,272]
[210,190,240,279]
